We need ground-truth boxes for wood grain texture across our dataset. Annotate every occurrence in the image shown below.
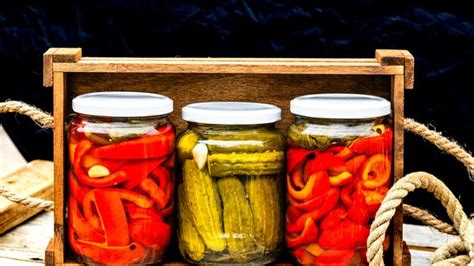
[43,48,82,87]
[375,49,414,89]
[392,74,405,266]
[45,239,53,266]
[0,160,53,234]
[67,73,391,133]
[53,72,66,264]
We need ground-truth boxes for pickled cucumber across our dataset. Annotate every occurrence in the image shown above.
[178,130,200,161]
[182,160,226,251]
[217,176,255,259]
[245,175,281,252]
[178,185,206,262]
[208,151,284,177]
[203,129,285,153]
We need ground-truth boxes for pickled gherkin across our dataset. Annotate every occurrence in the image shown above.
[208,151,284,177]
[217,177,256,259]
[182,160,226,252]
[177,185,206,262]
[177,130,200,161]
[245,175,281,252]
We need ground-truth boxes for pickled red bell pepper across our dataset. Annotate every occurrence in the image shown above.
[287,189,326,212]
[327,146,354,161]
[93,190,129,246]
[304,152,344,179]
[91,125,175,159]
[350,127,392,155]
[122,157,166,189]
[341,180,355,207]
[287,148,314,173]
[320,207,346,230]
[286,217,318,248]
[74,140,129,188]
[286,205,304,224]
[287,170,330,201]
[291,167,305,190]
[129,219,172,250]
[69,197,104,242]
[347,192,370,225]
[287,188,340,233]
[293,246,316,264]
[329,171,353,186]
[69,173,89,206]
[74,239,145,264]
[361,154,391,189]
[82,154,127,172]
[345,154,368,175]
[318,219,369,249]
[139,177,168,209]
[314,249,355,265]
[125,203,163,221]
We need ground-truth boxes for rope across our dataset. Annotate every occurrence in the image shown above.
[0,101,55,211]
[404,118,474,178]
[403,204,457,235]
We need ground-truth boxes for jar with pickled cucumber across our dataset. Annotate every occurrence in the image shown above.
[286,94,393,265]
[68,92,176,264]
[177,102,285,264]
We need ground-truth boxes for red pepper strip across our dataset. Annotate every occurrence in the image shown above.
[287,148,314,174]
[69,197,104,242]
[304,152,344,180]
[350,127,393,155]
[151,166,171,191]
[329,171,353,187]
[129,218,172,250]
[163,153,175,168]
[75,239,145,264]
[320,207,346,230]
[287,170,330,201]
[286,217,318,248]
[314,249,355,265]
[291,167,305,190]
[69,172,89,206]
[93,190,129,246]
[286,188,340,234]
[74,140,129,188]
[341,180,355,207]
[286,205,303,224]
[347,192,370,225]
[363,186,388,218]
[345,154,368,175]
[69,141,78,165]
[293,246,316,265]
[122,157,167,189]
[139,177,168,209]
[161,199,175,218]
[91,124,175,159]
[82,153,127,172]
[361,154,391,189]
[305,243,325,257]
[328,146,354,161]
[318,219,369,249]
[82,191,103,231]
[288,189,326,212]
[125,203,163,221]
[326,145,345,153]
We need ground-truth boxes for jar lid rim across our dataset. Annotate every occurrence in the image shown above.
[72,91,173,117]
[290,93,391,119]
[182,102,281,125]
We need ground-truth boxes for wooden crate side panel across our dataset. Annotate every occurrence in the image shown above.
[66,73,391,132]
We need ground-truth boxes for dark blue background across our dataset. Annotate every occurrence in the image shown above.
[1,1,473,220]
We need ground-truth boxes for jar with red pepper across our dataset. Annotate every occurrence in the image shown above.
[67,92,176,264]
[176,102,285,264]
[286,94,393,265]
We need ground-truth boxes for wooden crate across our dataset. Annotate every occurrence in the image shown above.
[43,48,414,265]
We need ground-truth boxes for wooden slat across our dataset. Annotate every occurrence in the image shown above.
[80,57,378,63]
[66,73,391,133]
[0,160,53,234]
[376,49,415,89]
[392,74,405,266]
[53,72,66,264]
[43,48,82,87]
[54,61,403,75]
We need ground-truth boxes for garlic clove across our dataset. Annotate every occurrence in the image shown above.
[192,143,208,170]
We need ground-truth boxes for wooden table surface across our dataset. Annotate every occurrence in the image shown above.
[0,125,457,265]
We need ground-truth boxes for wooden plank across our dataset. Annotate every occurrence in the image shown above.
[43,48,81,87]
[45,239,53,266]
[0,125,27,177]
[53,72,66,264]
[80,57,378,63]
[67,73,391,133]
[54,61,403,75]
[376,49,414,89]
[403,224,459,250]
[392,74,405,266]
[400,50,415,89]
[0,160,53,234]
[0,212,53,265]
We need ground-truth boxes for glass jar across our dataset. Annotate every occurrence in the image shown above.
[67,92,176,265]
[176,102,285,264]
[286,94,393,265]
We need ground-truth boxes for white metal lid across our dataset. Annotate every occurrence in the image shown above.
[181,102,281,125]
[72,91,173,117]
[290,93,391,119]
